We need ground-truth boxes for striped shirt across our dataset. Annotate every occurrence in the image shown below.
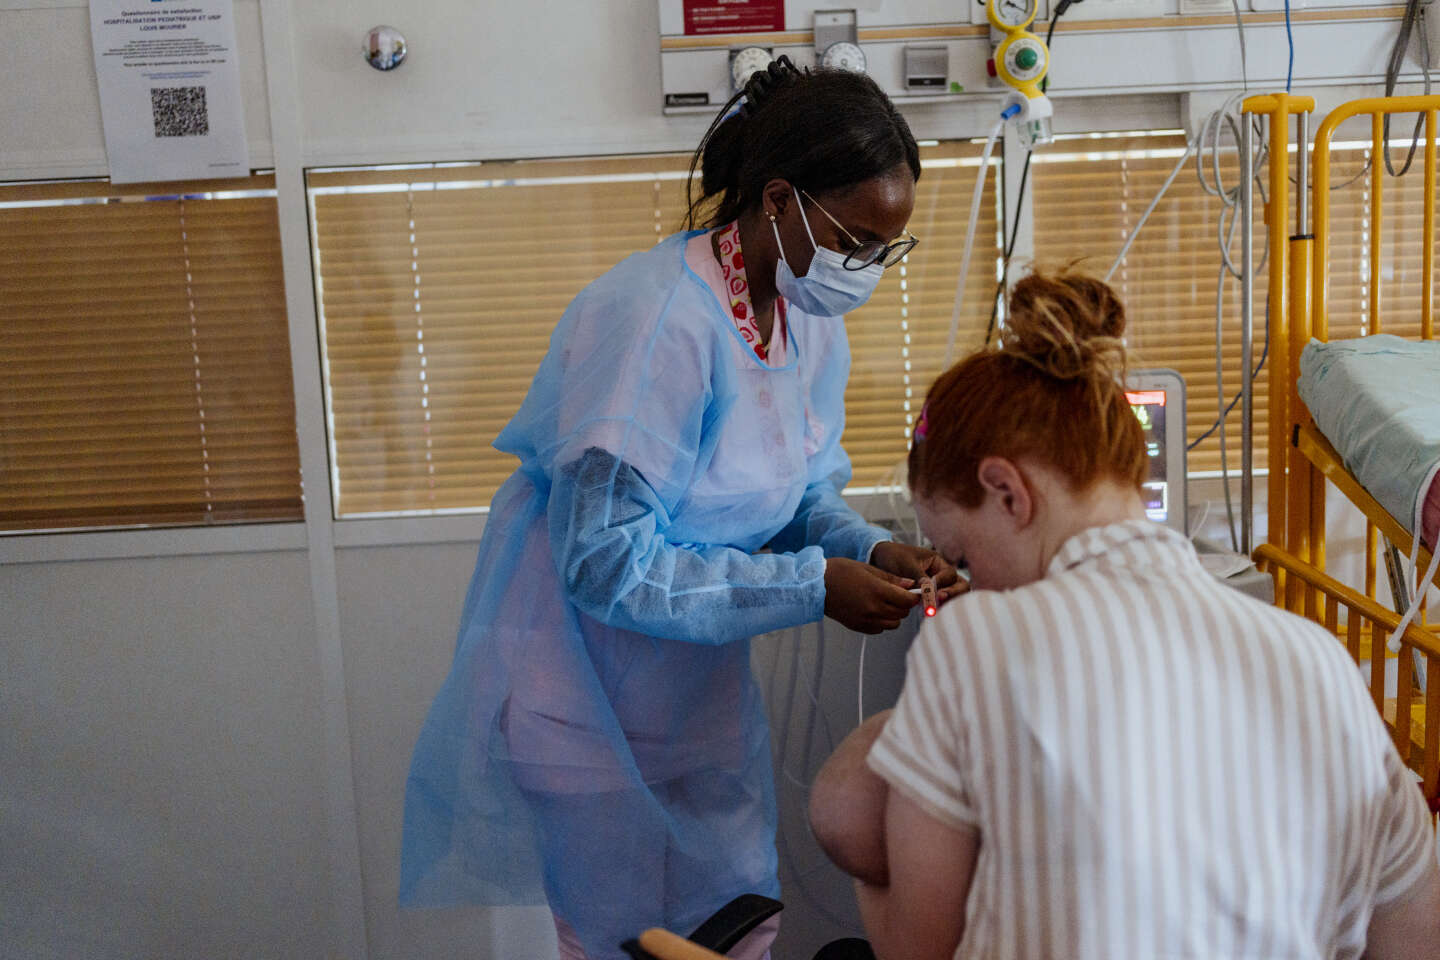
[869,520,1435,960]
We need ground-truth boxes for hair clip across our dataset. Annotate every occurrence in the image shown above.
[914,403,930,442]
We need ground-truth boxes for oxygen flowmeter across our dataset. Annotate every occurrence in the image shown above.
[985,0,1053,146]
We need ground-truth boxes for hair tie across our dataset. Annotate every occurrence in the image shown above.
[914,402,930,442]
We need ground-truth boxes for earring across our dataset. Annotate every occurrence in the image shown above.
[766,212,776,222]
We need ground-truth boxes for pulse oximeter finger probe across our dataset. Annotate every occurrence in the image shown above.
[920,575,939,617]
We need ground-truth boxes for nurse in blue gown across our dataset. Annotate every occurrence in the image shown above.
[400,58,958,960]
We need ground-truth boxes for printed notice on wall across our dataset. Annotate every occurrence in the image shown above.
[682,0,785,35]
[88,0,248,183]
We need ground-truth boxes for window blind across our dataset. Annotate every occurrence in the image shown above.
[840,141,999,487]
[309,143,999,516]
[1031,133,1271,475]
[1032,133,1427,477]
[309,158,693,516]
[0,176,303,531]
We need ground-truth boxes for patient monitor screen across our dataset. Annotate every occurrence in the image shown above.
[1126,389,1169,525]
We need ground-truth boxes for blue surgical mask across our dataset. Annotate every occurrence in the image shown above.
[772,199,883,317]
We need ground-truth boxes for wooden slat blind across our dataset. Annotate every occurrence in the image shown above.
[1032,134,1422,477]
[310,158,691,515]
[309,143,998,515]
[0,176,303,530]
[842,141,999,485]
[1032,134,1271,475]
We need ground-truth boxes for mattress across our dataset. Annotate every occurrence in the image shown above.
[1298,335,1440,552]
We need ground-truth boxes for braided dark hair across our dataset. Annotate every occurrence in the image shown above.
[683,56,921,230]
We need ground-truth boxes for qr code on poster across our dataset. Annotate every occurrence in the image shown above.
[150,86,209,138]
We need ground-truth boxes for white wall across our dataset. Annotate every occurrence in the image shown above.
[0,0,274,180]
[292,0,706,166]
[2,2,1433,959]
[0,552,328,960]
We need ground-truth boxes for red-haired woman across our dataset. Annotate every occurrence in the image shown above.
[808,269,1440,960]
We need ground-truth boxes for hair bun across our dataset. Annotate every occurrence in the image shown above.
[1000,267,1128,384]
[740,56,805,119]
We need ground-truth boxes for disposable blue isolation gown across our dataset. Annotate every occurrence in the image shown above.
[400,231,891,959]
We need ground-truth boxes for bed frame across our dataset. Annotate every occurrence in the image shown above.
[1240,93,1440,813]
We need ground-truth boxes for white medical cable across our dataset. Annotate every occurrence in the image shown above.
[1195,92,1270,273]
[1231,0,1250,90]
[1189,498,1212,542]
[1214,262,1239,550]
[1389,461,1440,651]
[1104,142,1198,283]
[945,116,1009,364]
[857,634,867,724]
[1105,93,1266,284]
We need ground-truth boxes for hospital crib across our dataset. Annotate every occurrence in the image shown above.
[1242,92,1440,815]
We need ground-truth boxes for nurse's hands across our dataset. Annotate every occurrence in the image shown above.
[824,558,920,634]
[870,541,967,606]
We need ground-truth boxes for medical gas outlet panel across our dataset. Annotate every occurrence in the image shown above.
[658,0,1426,115]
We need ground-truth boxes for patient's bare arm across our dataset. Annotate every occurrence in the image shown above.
[1364,856,1440,960]
[808,709,894,886]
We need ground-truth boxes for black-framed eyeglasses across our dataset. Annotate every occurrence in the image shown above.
[800,189,920,270]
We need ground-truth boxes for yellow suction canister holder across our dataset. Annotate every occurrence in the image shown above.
[986,0,1054,144]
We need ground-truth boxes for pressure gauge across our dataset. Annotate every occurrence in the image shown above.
[729,46,773,91]
[814,9,866,73]
[986,0,1039,32]
[820,40,867,72]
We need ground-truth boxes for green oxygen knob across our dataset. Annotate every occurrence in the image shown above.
[1015,46,1039,71]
